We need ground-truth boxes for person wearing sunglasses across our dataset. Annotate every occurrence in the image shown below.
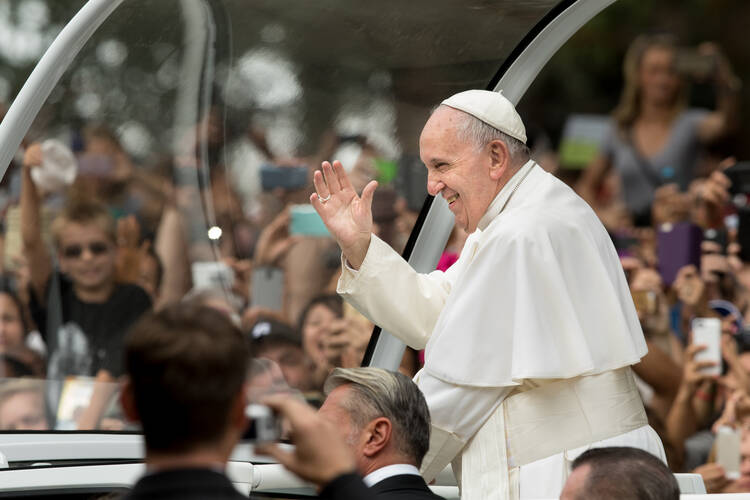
[20,142,152,382]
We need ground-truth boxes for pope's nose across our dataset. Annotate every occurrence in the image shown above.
[427,176,444,197]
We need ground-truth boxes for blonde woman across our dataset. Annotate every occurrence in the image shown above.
[578,34,741,226]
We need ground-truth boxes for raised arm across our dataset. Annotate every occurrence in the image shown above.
[313,160,452,349]
[20,143,52,301]
[696,44,742,143]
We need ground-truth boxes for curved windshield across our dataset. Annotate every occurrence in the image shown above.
[0,0,557,439]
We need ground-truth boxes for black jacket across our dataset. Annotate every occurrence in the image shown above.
[319,473,445,500]
[122,468,246,500]
[369,474,445,500]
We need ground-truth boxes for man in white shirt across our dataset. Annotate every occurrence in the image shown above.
[319,367,443,500]
[310,89,665,499]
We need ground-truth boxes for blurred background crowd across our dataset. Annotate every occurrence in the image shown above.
[1,0,750,495]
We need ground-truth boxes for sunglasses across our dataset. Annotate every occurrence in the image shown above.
[61,241,111,259]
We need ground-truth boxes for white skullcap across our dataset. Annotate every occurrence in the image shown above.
[441,89,527,144]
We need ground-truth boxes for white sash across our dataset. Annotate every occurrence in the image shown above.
[454,367,647,500]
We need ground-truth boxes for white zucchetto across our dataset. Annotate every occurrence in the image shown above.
[441,89,527,144]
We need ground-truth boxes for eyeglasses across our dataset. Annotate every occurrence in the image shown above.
[61,242,111,259]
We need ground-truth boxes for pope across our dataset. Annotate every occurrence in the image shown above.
[310,89,665,500]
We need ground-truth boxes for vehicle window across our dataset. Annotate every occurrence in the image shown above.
[0,0,557,433]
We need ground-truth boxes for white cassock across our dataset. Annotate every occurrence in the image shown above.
[338,160,666,499]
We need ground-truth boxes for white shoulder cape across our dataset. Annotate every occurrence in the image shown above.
[338,161,647,388]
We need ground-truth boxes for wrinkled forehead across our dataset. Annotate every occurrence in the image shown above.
[421,106,464,139]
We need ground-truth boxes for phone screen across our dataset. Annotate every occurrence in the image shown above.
[290,205,329,237]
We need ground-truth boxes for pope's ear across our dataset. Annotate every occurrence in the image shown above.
[488,139,510,180]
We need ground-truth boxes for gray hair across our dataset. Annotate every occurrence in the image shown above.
[437,104,530,164]
[324,367,431,467]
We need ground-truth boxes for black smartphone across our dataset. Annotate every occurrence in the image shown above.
[737,209,750,263]
[703,227,728,254]
[725,161,750,200]
[243,404,281,443]
[260,164,308,191]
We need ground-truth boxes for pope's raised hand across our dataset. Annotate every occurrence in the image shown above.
[311,160,377,270]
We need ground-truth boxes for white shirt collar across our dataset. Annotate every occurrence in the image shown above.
[363,464,421,487]
[477,159,536,231]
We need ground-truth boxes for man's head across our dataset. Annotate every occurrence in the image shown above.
[251,319,314,391]
[561,447,678,500]
[319,367,430,476]
[52,199,117,293]
[121,302,249,458]
[420,90,530,233]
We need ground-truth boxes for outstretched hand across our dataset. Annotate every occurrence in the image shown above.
[311,160,377,270]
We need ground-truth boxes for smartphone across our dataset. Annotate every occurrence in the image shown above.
[737,209,750,263]
[703,228,728,255]
[675,50,716,80]
[715,426,741,480]
[251,266,284,311]
[725,161,750,200]
[657,222,702,286]
[290,204,329,237]
[191,261,234,290]
[692,317,721,376]
[260,164,308,191]
[244,404,281,443]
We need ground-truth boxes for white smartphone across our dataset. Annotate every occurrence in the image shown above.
[716,426,741,480]
[251,266,284,311]
[691,317,722,376]
[191,261,235,290]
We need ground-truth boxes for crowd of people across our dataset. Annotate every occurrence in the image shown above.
[0,31,747,498]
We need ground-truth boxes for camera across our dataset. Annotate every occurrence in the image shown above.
[244,404,281,443]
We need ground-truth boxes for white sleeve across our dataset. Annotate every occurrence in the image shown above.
[337,234,455,350]
[416,369,513,481]
[417,370,512,443]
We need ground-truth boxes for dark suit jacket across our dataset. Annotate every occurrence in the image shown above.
[319,472,446,500]
[122,467,247,500]
[369,474,445,500]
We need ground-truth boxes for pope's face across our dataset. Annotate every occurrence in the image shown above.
[419,107,499,233]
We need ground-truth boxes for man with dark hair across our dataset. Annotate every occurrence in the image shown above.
[318,367,442,499]
[560,446,680,500]
[120,302,249,500]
